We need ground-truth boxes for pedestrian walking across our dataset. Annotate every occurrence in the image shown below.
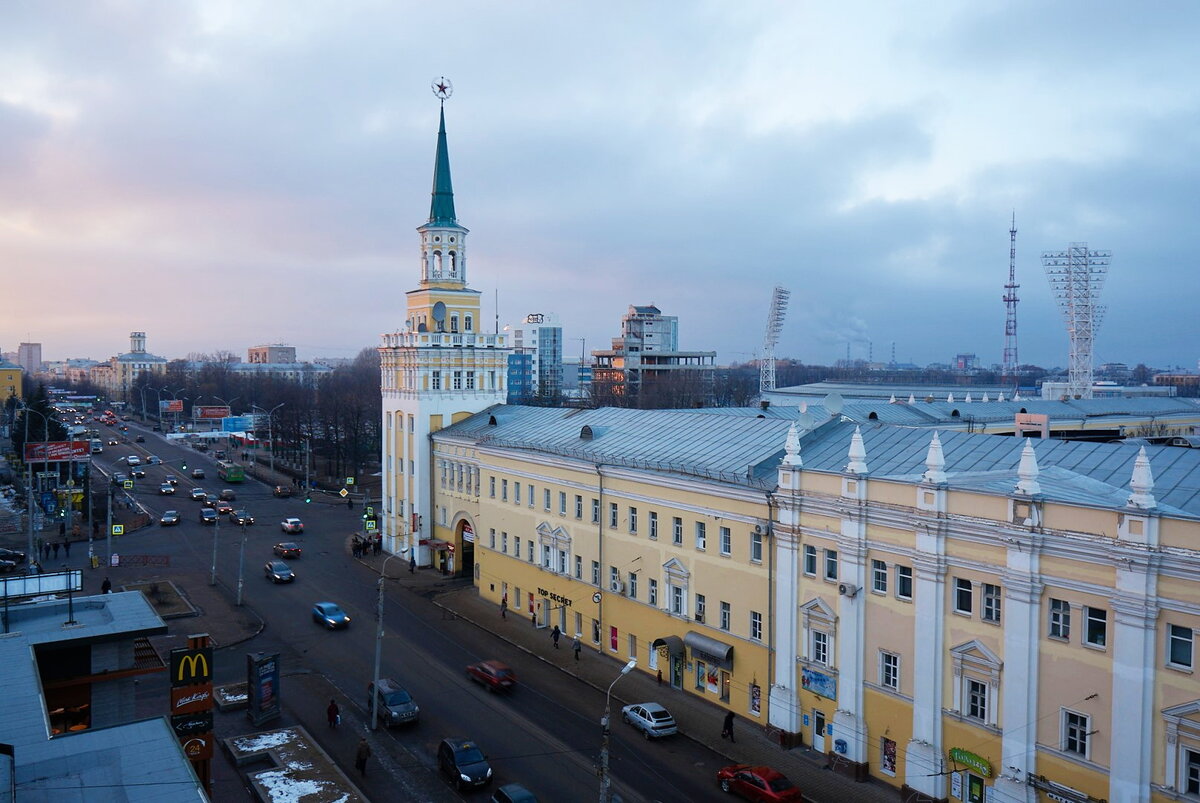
[101,577,112,594]
[63,540,71,557]
[722,711,736,743]
[500,595,508,619]
[373,537,381,556]
[59,521,66,538]
[657,669,663,686]
[551,625,561,649]
[43,543,50,561]
[92,520,99,537]
[573,635,582,661]
[409,555,416,573]
[327,699,340,728]
[52,542,60,559]
[354,737,371,776]
[347,497,353,511]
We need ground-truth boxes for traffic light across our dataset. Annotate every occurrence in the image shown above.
[304,494,311,503]
[181,459,187,470]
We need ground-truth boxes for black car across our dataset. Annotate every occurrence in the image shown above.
[264,560,294,583]
[160,510,180,526]
[230,510,254,526]
[219,489,237,501]
[0,547,27,563]
[130,467,146,479]
[134,434,145,442]
[200,509,218,525]
[437,738,492,790]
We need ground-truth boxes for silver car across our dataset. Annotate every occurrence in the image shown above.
[367,678,420,726]
[621,702,678,739]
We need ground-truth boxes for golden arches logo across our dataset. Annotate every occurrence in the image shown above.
[175,652,209,683]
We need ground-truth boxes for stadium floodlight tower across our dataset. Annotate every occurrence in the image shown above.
[760,285,791,395]
[1042,242,1110,399]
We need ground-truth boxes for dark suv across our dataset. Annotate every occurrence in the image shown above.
[437,737,492,790]
[367,678,420,726]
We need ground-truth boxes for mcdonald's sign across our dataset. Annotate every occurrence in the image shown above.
[170,646,213,687]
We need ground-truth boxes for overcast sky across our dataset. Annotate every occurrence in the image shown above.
[3,1,1197,371]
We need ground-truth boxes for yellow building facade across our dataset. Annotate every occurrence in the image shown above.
[0,359,22,401]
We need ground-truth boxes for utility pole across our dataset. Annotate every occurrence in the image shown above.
[210,512,220,586]
[236,521,247,605]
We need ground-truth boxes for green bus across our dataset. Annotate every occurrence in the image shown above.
[217,460,245,483]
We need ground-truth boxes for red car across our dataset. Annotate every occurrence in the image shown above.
[465,660,516,693]
[716,764,803,801]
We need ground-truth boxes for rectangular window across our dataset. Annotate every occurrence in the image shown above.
[514,482,521,505]
[465,370,475,389]
[750,530,762,562]
[872,560,888,593]
[575,495,583,518]
[501,532,508,553]
[610,566,620,592]
[824,549,838,581]
[591,499,599,524]
[1169,624,1194,669]
[812,631,829,665]
[628,634,637,661]
[803,545,817,576]
[1186,749,1200,795]
[880,651,900,691]
[629,507,638,533]
[544,488,551,510]
[750,611,763,641]
[575,555,582,579]
[896,565,913,600]
[558,549,567,574]
[1063,710,1089,756]
[608,502,618,528]
[501,480,508,502]
[489,476,496,497]
[982,583,1001,623]
[672,517,683,545]
[648,579,658,606]
[543,545,553,569]
[720,527,732,556]
[966,679,988,721]
[695,593,706,623]
[955,578,973,615]
[1085,606,1107,647]
[1049,598,1071,639]
[514,536,520,557]
[695,522,706,550]
[431,370,442,389]
[591,560,600,586]
[720,601,731,631]
[628,572,638,599]
[452,370,462,390]
[559,491,567,515]
[649,511,658,539]
[670,585,684,615]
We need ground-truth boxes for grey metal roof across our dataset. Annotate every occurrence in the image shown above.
[441,405,1200,517]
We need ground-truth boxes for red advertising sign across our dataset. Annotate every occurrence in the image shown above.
[171,683,214,715]
[24,441,91,461]
[193,405,230,420]
[159,399,184,413]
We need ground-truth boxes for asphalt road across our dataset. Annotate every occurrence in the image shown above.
[103,421,731,802]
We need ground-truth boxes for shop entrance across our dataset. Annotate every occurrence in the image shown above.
[670,655,684,689]
[812,709,826,753]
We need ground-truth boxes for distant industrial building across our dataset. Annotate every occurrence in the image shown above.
[591,304,715,405]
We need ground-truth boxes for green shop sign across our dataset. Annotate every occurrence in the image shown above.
[949,747,992,777]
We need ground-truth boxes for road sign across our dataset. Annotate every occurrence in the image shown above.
[365,506,374,517]
[339,488,348,498]
[365,520,376,531]
[66,479,75,488]
[112,524,125,536]
[123,480,134,489]
[345,477,355,485]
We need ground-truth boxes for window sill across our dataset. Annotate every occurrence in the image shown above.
[1083,642,1108,652]
[952,609,973,618]
[1166,662,1194,674]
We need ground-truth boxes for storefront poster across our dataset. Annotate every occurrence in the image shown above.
[705,667,719,695]
[881,737,897,776]
[749,683,761,716]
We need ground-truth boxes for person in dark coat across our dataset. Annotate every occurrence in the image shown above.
[409,555,416,573]
[52,542,60,559]
[101,577,112,594]
[63,539,71,557]
[722,710,736,742]
[327,699,339,728]
[551,625,561,649]
[354,737,371,776]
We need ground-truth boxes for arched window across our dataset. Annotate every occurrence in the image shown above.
[465,314,473,332]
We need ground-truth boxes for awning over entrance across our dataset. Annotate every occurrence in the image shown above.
[685,631,734,670]
[651,635,684,656]
[425,539,453,552]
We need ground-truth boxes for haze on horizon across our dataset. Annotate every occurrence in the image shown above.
[2,2,1198,372]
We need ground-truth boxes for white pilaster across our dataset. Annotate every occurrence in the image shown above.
[1109,552,1160,801]
[906,531,947,799]
[834,487,868,765]
[770,455,803,738]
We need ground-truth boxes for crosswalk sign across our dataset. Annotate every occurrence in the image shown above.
[112,525,125,536]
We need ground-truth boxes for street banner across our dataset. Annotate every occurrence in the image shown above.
[24,441,91,461]
[193,406,230,420]
[159,399,184,413]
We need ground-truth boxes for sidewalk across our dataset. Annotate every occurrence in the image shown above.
[376,560,902,803]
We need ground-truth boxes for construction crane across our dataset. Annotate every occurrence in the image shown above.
[760,286,791,396]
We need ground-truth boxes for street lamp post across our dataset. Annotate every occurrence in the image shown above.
[18,402,50,566]
[253,403,285,476]
[210,511,220,586]
[371,550,408,730]
[599,658,637,803]
[236,521,247,605]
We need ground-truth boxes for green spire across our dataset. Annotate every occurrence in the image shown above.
[428,105,457,225]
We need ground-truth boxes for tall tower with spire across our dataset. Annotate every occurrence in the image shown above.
[379,79,509,568]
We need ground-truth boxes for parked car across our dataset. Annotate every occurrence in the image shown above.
[281,517,304,534]
[134,434,145,442]
[491,784,538,803]
[716,765,803,802]
[0,559,18,573]
[164,474,179,486]
[189,487,206,501]
[273,485,294,498]
[465,660,516,693]
[264,560,295,583]
[230,510,254,526]
[621,702,678,739]
[191,468,205,479]
[200,509,218,525]
[274,542,302,558]
[437,737,492,790]
[159,483,175,495]
[367,678,420,726]
[218,489,236,501]
[311,601,350,629]
[0,547,27,563]
[160,511,180,526]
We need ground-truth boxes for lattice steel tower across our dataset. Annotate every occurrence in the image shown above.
[1002,213,1019,386]
[760,285,791,395]
[1042,242,1110,399]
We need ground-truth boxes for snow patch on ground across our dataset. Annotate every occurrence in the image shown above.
[255,769,349,803]
[232,730,297,753]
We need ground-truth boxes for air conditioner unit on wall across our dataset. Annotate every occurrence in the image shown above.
[612,580,626,595]
[838,583,859,598]
[753,523,764,534]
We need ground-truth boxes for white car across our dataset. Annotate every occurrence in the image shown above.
[621,702,678,739]
[281,517,304,534]
[125,455,141,466]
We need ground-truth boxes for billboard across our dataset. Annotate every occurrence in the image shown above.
[159,399,184,413]
[246,652,282,726]
[193,406,230,420]
[222,416,254,432]
[24,441,91,461]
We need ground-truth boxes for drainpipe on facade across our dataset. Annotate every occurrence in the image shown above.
[765,491,776,709]
[595,463,604,648]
